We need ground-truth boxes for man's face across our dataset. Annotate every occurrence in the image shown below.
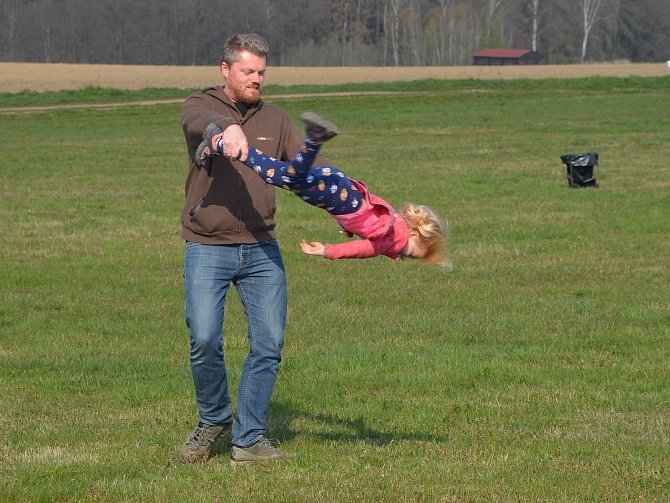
[221,50,266,105]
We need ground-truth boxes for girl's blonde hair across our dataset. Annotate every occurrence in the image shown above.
[402,203,452,270]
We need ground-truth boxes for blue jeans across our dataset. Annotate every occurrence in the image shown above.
[184,240,287,447]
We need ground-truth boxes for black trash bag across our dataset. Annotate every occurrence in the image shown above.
[560,153,598,188]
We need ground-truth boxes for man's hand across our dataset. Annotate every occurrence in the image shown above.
[300,239,326,256]
[222,124,248,161]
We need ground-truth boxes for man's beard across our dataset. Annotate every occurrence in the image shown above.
[235,85,262,105]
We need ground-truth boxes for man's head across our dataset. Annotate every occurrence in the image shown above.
[220,34,269,105]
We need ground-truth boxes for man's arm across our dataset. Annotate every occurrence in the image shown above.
[181,92,239,161]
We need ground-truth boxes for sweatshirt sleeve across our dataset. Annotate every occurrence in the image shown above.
[181,92,237,159]
[324,238,395,260]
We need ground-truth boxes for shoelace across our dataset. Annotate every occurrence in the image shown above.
[185,426,207,449]
[258,438,283,451]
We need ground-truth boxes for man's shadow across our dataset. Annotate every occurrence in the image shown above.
[268,402,449,445]
[268,400,449,446]
[211,400,448,457]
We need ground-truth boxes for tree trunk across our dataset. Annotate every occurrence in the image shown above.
[528,0,539,52]
[580,0,604,63]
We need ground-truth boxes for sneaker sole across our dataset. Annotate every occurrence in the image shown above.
[229,456,287,466]
[194,123,222,167]
[229,445,291,466]
[299,112,340,136]
[229,458,257,466]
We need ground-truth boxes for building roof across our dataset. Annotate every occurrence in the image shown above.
[473,48,534,59]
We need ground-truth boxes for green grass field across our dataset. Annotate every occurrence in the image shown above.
[1,77,668,502]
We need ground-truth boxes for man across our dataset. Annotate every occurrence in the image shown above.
[178,33,325,465]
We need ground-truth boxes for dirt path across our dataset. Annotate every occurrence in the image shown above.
[0,92,410,114]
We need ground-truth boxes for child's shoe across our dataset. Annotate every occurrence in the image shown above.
[300,112,339,144]
[195,123,224,167]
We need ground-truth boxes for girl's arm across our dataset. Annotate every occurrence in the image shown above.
[301,238,380,259]
[303,237,396,260]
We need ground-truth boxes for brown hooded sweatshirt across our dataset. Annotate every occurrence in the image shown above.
[180,86,325,245]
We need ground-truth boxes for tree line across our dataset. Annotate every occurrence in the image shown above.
[1,0,668,66]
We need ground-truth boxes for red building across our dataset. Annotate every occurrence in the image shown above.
[473,48,543,65]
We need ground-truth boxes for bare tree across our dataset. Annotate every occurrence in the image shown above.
[487,0,505,32]
[388,0,404,66]
[1,0,20,60]
[34,0,57,63]
[489,0,505,19]
[579,0,604,63]
[333,0,367,65]
[406,0,423,64]
[382,0,389,64]
[438,0,455,64]
[527,0,540,52]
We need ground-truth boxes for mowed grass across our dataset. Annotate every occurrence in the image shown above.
[0,78,668,502]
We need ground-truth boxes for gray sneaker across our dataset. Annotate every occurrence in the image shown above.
[177,421,232,463]
[230,437,294,466]
[299,111,339,143]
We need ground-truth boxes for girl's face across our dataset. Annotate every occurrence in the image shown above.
[402,232,429,260]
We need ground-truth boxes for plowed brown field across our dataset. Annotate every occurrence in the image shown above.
[1,62,667,92]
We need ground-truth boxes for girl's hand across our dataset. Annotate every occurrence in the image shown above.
[300,239,326,256]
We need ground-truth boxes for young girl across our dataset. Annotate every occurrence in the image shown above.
[196,112,451,268]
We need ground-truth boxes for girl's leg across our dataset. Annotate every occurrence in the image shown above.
[293,111,340,176]
[244,146,362,215]
[293,165,363,215]
[244,146,293,188]
[245,128,330,189]
[243,110,336,187]
[244,113,360,215]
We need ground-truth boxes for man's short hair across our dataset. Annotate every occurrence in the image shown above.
[221,34,269,66]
